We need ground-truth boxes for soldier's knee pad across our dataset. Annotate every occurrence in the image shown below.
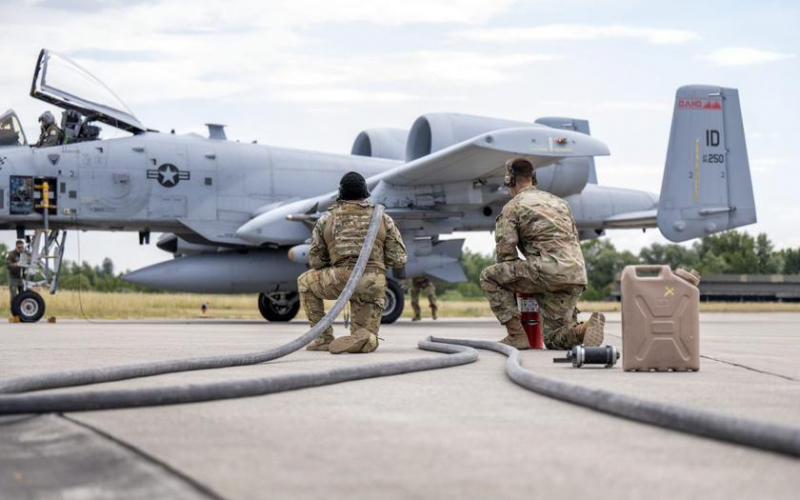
[479,268,497,291]
[297,270,318,292]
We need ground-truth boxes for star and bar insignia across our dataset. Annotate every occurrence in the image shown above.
[147,163,190,188]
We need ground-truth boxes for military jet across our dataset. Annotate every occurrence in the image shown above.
[0,49,756,322]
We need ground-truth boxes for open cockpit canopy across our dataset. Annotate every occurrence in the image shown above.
[30,49,146,134]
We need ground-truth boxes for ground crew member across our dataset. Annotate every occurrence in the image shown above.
[410,276,438,321]
[35,111,63,148]
[5,240,26,307]
[480,158,605,350]
[298,172,407,354]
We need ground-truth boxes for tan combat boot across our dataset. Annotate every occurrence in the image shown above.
[575,312,605,346]
[498,317,530,350]
[431,305,438,320]
[306,332,335,351]
[329,329,378,354]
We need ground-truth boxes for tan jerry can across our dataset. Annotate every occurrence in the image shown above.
[621,265,701,372]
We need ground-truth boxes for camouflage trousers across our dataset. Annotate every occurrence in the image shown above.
[297,267,386,339]
[8,277,22,306]
[411,282,438,319]
[480,260,585,350]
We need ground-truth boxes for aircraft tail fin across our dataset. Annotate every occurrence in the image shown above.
[657,85,756,242]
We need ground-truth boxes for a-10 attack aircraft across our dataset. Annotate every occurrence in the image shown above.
[0,49,756,322]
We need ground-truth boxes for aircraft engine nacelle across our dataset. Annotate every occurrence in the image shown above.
[405,113,535,161]
[351,128,408,161]
[533,116,595,197]
[404,113,590,197]
[534,157,592,198]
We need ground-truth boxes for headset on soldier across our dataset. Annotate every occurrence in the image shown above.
[503,158,537,188]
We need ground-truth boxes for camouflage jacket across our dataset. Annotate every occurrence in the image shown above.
[5,249,23,279]
[495,185,587,286]
[36,124,63,148]
[309,200,407,271]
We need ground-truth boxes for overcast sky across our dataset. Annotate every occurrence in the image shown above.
[1,0,798,273]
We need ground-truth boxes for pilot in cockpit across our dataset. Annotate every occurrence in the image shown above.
[35,111,64,148]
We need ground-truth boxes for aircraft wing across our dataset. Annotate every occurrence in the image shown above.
[375,126,609,186]
[236,127,610,245]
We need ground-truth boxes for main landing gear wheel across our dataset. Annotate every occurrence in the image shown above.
[381,279,404,324]
[12,290,46,323]
[258,292,300,322]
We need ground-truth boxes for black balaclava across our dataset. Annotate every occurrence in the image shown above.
[338,171,370,201]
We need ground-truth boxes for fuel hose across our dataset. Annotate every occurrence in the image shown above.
[0,204,478,412]
[428,337,800,459]
[0,203,798,458]
[0,337,476,413]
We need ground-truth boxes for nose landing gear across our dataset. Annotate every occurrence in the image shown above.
[12,228,67,323]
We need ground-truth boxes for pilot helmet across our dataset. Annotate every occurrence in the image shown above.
[38,111,55,127]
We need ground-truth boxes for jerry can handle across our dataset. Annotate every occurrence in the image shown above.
[629,265,669,279]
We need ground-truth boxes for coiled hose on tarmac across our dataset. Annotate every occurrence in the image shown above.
[428,337,800,458]
[0,338,477,413]
[0,205,476,413]
[0,203,798,458]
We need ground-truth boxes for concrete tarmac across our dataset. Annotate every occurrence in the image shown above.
[1,313,799,500]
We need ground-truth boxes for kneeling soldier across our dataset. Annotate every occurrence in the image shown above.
[298,172,407,353]
[480,158,605,350]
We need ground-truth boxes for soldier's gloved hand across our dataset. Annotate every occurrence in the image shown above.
[392,267,406,280]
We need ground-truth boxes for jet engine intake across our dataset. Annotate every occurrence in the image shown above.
[351,128,408,161]
[405,113,537,161]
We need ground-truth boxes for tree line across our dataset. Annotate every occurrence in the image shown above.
[2,230,800,300]
[437,230,800,301]
[0,245,152,293]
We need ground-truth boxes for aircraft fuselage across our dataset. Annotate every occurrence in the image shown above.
[0,132,657,244]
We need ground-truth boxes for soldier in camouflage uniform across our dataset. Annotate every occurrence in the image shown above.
[5,240,26,307]
[410,276,438,321]
[480,158,605,350]
[35,111,63,148]
[298,172,407,354]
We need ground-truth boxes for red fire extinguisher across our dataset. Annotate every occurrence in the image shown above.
[518,293,544,349]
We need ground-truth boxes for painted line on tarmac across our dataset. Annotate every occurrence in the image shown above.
[607,332,800,382]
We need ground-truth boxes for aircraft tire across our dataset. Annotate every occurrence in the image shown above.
[381,279,404,324]
[258,292,300,322]
[12,290,46,323]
